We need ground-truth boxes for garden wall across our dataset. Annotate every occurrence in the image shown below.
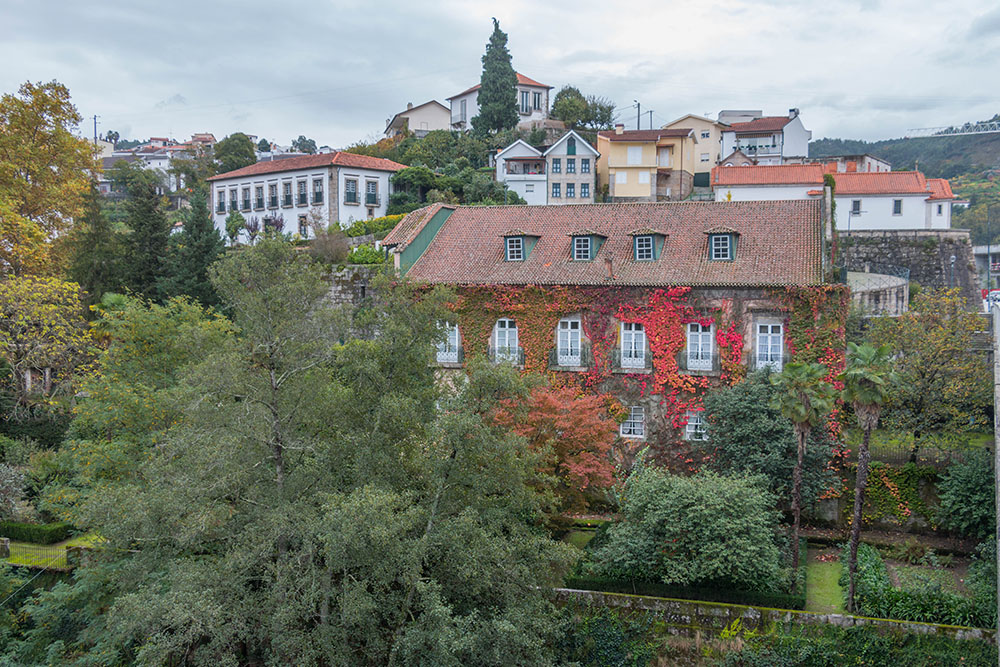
[325,266,379,306]
[553,588,995,644]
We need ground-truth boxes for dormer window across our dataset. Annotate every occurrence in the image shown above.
[634,235,654,261]
[709,234,733,261]
[573,236,591,260]
[506,236,524,261]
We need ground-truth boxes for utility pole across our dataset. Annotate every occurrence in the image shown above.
[92,115,99,144]
[991,302,1000,660]
[647,110,655,130]
[634,100,640,131]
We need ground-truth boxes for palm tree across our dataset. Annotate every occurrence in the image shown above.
[770,362,837,578]
[840,342,894,613]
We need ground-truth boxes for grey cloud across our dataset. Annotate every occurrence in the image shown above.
[969,7,1000,38]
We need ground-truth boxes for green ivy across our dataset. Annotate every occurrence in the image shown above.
[849,462,936,527]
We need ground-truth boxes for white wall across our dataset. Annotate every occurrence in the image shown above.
[781,116,812,159]
[400,104,450,135]
[834,194,933,231]
[927,200,952,229]
[450,91,478,130]
[336,168,393,225]
[713,184,818,201]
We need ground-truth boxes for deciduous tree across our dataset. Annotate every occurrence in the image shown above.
[213,132,257,174]
[470,19,518,135]
[291,135,318,154]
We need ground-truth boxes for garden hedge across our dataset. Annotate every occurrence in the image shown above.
[0,521,73,544]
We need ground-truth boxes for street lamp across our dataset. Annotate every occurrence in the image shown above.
[846,208,866,233]
[950,254,957,288]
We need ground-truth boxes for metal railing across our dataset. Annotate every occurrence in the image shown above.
[435,345,464,365]
[283,195,293,206]
[255,198,264,209]
[676,351,720,373]
[312,192,323,204]
[748,352,789,373]
[548,343,593,369]
[216,202,226,213]
[242,199,251,211]
[269,196,278,208]
[488,345,524,366]
[345,192,358,204]
[229,201,239,212]
[297,193,308,205]
[366,193,380,206]
[611,347,652,371]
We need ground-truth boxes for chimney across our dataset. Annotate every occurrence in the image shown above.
[406,102,413,110]
[615,123,624,135]
[605,257,614,280]
[789,108,799,119]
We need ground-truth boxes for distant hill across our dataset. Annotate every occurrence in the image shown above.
[810,114,1000,179]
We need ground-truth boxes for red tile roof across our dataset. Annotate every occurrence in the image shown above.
[711,164,826,186]
[383,203,451,247]
[830,171,928,195]
[446,72,552,100]
[926,178,956,200]
[207,152,407,181]
[597,129,693,142]
[725,117,794,134]
[396,201,823,288]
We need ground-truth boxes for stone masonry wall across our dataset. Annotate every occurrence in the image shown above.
[839,229,979,306]
[325,265,380,306]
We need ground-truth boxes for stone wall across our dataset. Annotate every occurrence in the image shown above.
[325,265,380,306]
[839,229,978,306]
[554,588,995,644]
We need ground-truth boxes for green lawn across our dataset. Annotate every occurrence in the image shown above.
[3,533,101,570]
[563,530,596,550]
[805,557,844,614]
[893,563,963,595]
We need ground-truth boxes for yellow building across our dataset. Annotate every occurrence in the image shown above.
[596,126,696,202]
[661,114,728,187]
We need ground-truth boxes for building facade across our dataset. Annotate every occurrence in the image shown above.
[495,130,599,205]
[596,126,697,202]
[384,100,451,138]
[207,152,406,242]
[719,109,812,165]
[447,73,552,132]
[383,200,843,449]
[662,114,728,187]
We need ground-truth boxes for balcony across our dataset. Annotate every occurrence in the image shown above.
[242,200,251,211]
[611,347,652,372]
[312,192,323,204]
[548,344,592,370]
[435,345,464,366]
[366,193,380,206]
[229,202,239,212]
[216,202,226,213]
[269,196,278,208]
[677,351,720,374]
[282,195,293,207]
[297,193,308,206]
[345,192,358,204]
[451,114,467,125]
[488,345,524,366]
[737,144,780,156]
[255,198,264,210]
[749,352,788,373]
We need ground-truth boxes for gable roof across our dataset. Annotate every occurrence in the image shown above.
[496,139,543,158]
[385,100,449,131]
[396,201,823,288]
[207,152,407,181]
[711,164,826,186]
[597,128,694,142]
[724,116,794,134]
[446,72,552,100]
[383,203,453,248]
[926,178,956,200]
[543,129,599,157]
[662,113,729,128]
[830,171,929,196]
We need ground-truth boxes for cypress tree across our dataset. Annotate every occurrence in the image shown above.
[68,181,124,307]
[159,190,225,307]
[123,179,170,301]
[470,18,518,135]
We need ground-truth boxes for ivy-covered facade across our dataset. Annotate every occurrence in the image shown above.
[384,199,846,460]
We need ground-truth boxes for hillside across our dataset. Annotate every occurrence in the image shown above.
[810,114,1000,179]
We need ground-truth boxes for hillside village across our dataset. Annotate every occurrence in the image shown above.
[2,13,1000,666]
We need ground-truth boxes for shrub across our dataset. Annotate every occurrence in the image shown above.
[346,244,384,265]
[555,607,655,666]
[0,521,73,544]
[589,463,785,591]
[936,449,995,538]
[307,227,349,265]
[0,411,71,449]
[341,214,405,239]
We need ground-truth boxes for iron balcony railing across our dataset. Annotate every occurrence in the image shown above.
[242,199,251,210]
[435,345,464,365]
[283,195,293,206]
[229,201,239,212]
[488,345,524,366]
[611,347,652,371]
[269,196,278,208]
[366,193,380,206]
[548,343,593,369]
[297,193,308,205]
[312,192,323,204]
[749,352,789,373]
[216,201,226,213]
[345,192,358,204]
[676,350,720,373]
[255,198,264,209]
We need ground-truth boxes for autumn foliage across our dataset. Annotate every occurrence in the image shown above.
[495,385,617,512]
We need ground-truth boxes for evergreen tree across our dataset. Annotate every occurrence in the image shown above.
[159,190,225,307]
[123,179,169,301]
[256,137,270,152]
[470,19,518,136]
[68,181,123,307]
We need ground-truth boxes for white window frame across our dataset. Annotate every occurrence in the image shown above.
[615,171,627,184]
[634,235,654,261]
[700,153,710,162]
[493,318,519,363]
[505,236,524,261]
[621,322,646,368]
[436,322,460,363]
[620,406,645,438]
[557,318,582,366]
[684,410,707,441]
[686,323,714,371]
[573,236,591,261]
[756,321,784,372]
[627,146,642,165]
[711,234,732,261]
[638,170,650,185]
[566,183,576,199]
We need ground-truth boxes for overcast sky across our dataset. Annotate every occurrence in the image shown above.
[2,0,998,148]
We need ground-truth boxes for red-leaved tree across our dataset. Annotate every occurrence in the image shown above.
[495,385,617,513]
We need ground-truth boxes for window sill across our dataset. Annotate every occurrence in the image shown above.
[619,434,645,440]
[679,368,721,377]
[344,201,360,206]
[613,367,652,375]
[548,364,590,373]
[432,361,464,370]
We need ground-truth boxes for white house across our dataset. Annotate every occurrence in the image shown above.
[495,140,547,205]
[804,154,892,173]
[207,152,406,242]
[447,72,552,132]
[544,130,599,205]
[711,164,826,201]
[719,109,812,165]
[385,100,451,138]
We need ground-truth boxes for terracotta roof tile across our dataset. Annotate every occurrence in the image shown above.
[207,152,406,181]
[383,203,451,247]
[831,171,929,195]
[597,129,693,142]
[711,164,826,186]
[446,72,552,100]
[926,178,956,200]
[400,201,822,288]
[725,116,794,133]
